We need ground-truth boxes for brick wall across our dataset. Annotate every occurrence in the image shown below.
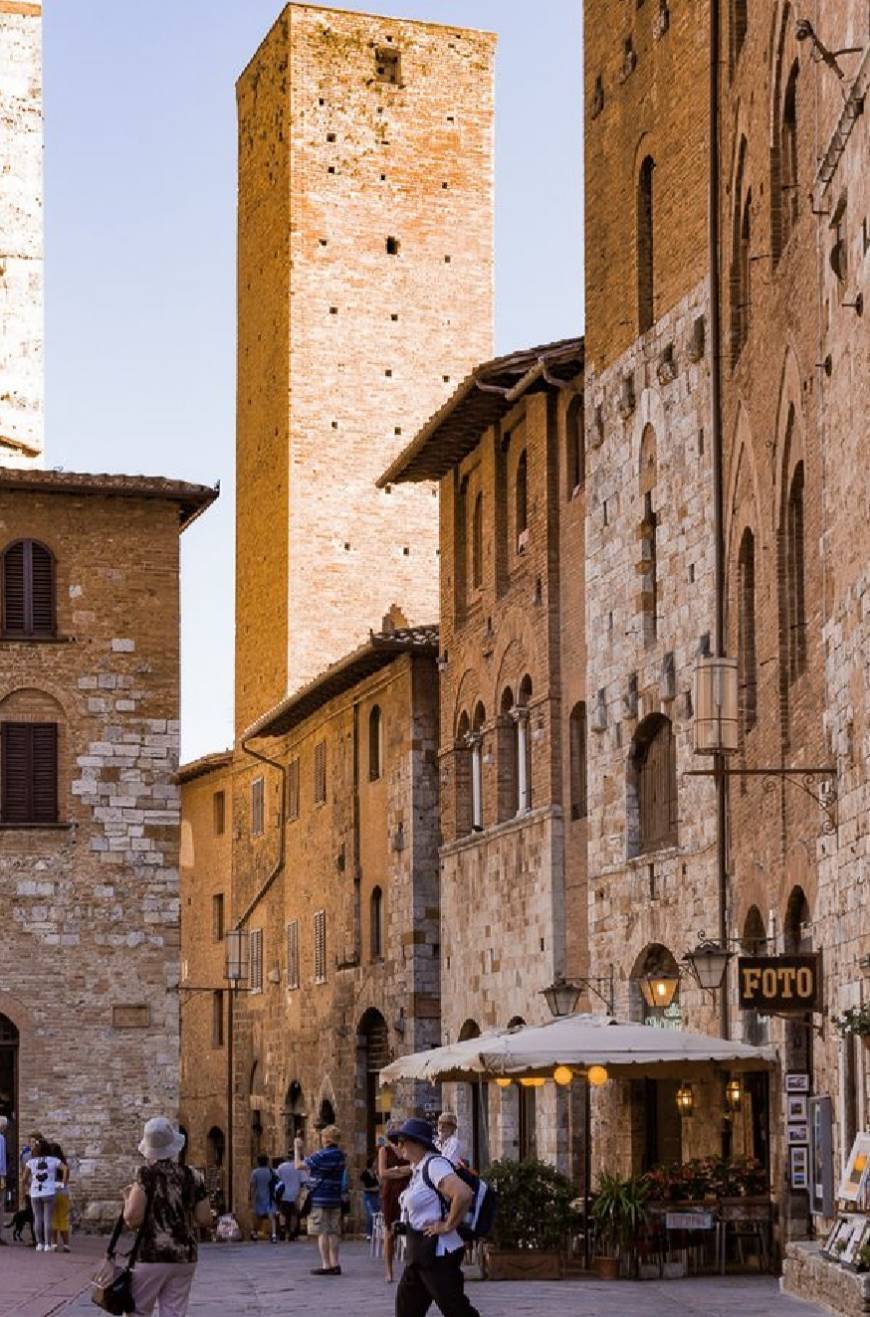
[0,1,42,466]
[234,5,495,734]
[0,488,190,1223]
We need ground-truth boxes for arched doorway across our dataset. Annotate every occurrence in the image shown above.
[358,1009,390,1159]
[783,886,813,1235]
[206,1127,226,1210]
[459,1019,490,1168]
[0,1015,19,1208]
[630,947,682,1171]
[740,907,770,1169]
[283,1080,306,1147]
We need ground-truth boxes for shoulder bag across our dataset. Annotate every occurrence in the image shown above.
[91,1175,153,1315]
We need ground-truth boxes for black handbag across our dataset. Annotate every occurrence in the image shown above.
[92,1179,152,1315]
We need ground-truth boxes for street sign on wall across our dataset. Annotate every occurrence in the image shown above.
[737,954,821,1012]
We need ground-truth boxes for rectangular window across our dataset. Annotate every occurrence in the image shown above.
[250,928,263,993]
[251,777,264,836]
[213,790,226,836]
[212,990,224,1047]
[313,742,327,805]
[0,721,58,824]
[212,893,225,943]
[287,920,300,990]
[314,910,327,984]
[287,758,300,821]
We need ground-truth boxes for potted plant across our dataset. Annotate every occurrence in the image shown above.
[481,1157,576,1281]
[590,1172,649,1278]
[833,1004,870,1044]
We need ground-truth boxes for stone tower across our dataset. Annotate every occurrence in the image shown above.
[0,0,43,467]
[234,3,495,734]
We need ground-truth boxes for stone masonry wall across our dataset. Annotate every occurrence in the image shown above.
[234,5,495,735]
[0,490,184,1224]
[0,1,42,466]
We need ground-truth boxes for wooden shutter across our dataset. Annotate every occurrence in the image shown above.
[30,543,55,635]
[2,542,26,634]
[250,929,263,992]
[287,759,300,820]
[287,920,299,989]
[314,910,326,982]
[1,722,57,824]
[314,742,326,804]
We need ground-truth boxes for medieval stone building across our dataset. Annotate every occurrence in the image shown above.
[0,469,216,1222]
[0,0,42,467]
[379,338,585,1174]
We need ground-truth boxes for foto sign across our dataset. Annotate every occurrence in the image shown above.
[738,955,821,1013]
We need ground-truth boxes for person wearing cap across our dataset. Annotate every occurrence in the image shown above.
[435,1113,465,1168]
[121,1116,211,1316]
[390,1117,481,1317]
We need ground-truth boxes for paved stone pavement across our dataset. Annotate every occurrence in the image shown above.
[2,1238,829,1316]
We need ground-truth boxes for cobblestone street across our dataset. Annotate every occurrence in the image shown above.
[1,1239,828,1317]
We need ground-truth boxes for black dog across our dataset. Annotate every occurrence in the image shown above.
[10,1201,35,1244]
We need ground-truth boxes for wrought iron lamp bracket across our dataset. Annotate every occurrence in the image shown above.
[577,965,615,1014]
[685,765,837,833]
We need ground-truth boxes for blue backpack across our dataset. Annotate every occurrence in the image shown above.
[421,1155,498,1242]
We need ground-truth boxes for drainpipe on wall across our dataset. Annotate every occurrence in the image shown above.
[708,0,730,1042]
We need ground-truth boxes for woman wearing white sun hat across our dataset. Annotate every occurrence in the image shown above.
[121,1117,211,1316]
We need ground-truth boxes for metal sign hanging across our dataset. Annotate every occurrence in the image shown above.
[737,954,821,1012]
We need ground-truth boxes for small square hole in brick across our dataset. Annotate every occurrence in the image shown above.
[318,97,325,106]
[327,132,336,142]
[319,238,327,246]
[380,173,387,181]
[391,313,399,321]
[394,426,402,435]
[329,306,338,315]
[328,166,335,174]
[443,375,450,383]
[331,421,338,430]
[442,182,448,189]
[444,255,452,263]
[386,236,400,255]
[385,368,392,377]
[344,543,351,552]
[403,546,410,556]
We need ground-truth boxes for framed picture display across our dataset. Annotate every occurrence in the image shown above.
[838,1133,870,1203]
[785,1072,810,1093]
[788,1123,809,1145]
[790,1145,809,1190]
[823,1214,861,1263]
[842,1216,870,1270]
[787,1095,809,1122]
[810,1095,834,1217]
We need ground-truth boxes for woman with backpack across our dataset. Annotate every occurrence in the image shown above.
[389,1118,481,1317]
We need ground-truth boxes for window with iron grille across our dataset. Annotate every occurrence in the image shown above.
[1,539,55,638]
[212,990,224,1048]
[287,758,300,820]
[313,742,327,805]
[1,721,58,824]
[213,790,226,836]
[250,929,263,993]
[313,910,327,983]
[286,920,299,990]
[212,893,224,943]
[251,777,264,835]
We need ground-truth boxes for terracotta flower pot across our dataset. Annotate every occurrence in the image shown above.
[593,1255,620,1280]
[482,1248,564,1281]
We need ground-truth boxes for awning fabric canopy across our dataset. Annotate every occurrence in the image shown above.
[380,1013,777,1085]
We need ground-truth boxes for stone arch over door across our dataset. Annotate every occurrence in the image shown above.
[357,1009,389,1159]
[0,1013,20,1208]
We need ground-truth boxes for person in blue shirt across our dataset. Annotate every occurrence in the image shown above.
[296,1124,346,1276]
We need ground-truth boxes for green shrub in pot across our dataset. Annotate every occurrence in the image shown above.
[484,1158,577,1253]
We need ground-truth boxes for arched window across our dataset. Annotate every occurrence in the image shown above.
[633,944,682,1028]
[2,539,55,638]
[0,690,61,826]
[730,139,750,364]
[517,676,533,812]
[780,62,799,250]
[637,156,655,333]
[472,493,483,589]
[569,702,587,820]
[497,688,518,822]
[515,451,528,547]
[358,1008,390,1157]
[737,191,752,359]
[206,1126,226,1169]
[741,906,768,1045]
[737,529,758,734]
[368,704,382,781]
[566,396,584,497]
[786,462,807,681]
[629,714,677,855]
[455,711,472,837]
[370,885,383,959]
[471,702,486,830]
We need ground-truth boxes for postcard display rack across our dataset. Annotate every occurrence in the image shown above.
[820,1131,870,1273]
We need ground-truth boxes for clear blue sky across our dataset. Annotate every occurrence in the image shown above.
[44,1,583,762]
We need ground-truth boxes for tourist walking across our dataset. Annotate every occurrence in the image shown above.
[121,1116,210,1316]
[378,1133,410,1283]
[435,1113,465,1168]
[249,1153,277,1242]
[390,1118,480,1317]
[22,1137,66,1252]
[274,1153,305,1241]
[48,1142,72,1252]
[295,1125,346,1276]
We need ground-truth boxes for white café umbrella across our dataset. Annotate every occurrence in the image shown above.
[380,1013,776,1085]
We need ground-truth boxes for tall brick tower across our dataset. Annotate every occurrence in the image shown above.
[0,0,43,468]
[234,4,495,734]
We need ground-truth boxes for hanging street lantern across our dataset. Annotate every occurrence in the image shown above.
[541,975,582,1019]
[693,656,739,754]
[225,928,249,985]
[684,938,732,993]
[676,1083,695,1116]
[638,971,680,1010]
[553,1065,574,1086]
[587,1065,609,1087]
[725,1077,743,1112]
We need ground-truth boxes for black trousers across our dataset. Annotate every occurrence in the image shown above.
[395,1245,481,1317]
